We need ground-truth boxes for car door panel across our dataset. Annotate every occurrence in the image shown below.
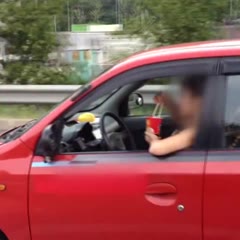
[30,151,205,240]
[29,58,219,240]
[204,151,240,240]
[203,58,240,240]
[202,75,236,239]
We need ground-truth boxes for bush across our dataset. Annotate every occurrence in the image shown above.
[0,62,86,85]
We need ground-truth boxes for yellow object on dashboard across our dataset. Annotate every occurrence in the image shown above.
[77,112,96,123]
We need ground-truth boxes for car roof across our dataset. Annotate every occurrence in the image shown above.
[123,39,240,64]
[92,40,240,87]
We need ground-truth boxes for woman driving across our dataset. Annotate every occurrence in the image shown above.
[145,75,207,156]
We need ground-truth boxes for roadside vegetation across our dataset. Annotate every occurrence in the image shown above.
[0,0,237,118]
[0,0,232,85]
[0,104,52,118]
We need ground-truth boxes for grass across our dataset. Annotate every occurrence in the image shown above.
[0,104,167,119]
[0,104,53,119]
[131,105,168,116]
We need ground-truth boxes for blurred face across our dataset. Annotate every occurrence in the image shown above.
[178,88,202,126]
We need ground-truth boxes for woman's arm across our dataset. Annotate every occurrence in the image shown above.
[145,128,196,156]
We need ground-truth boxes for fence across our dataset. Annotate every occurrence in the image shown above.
[0,85,168,105]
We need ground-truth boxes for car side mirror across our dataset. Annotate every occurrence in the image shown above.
[128,92,144,109]
[36,119,64,162]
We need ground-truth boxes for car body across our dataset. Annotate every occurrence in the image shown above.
[1,40,240,240]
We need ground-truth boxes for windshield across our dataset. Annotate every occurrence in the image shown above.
[0,119,38,144]
[0,83,91,142]
[0,65,116,141]
[85,88,119,111]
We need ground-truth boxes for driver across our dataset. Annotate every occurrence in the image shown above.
[145,75,206,156]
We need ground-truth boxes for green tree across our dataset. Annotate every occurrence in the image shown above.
[100,0,117,24]
[56,0,117,30]
[68,0,103,24]
[0,0,78,84]
[0,0,62,62]
[121,0,229,45]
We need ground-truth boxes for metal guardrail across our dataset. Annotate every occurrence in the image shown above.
[0,85,170,105]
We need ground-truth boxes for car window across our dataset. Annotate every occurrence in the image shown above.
[224,75,240,148]
[129,77,180,117]
[86,88,120,111]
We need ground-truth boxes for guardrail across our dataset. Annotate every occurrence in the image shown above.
[0,85,170,105]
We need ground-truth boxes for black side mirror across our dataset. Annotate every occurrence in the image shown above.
[128,92,144,109]
[36,119,64,162]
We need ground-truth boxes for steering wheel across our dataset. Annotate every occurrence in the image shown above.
[100,112,136,151]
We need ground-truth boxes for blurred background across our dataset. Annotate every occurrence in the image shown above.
[0,0,239,124]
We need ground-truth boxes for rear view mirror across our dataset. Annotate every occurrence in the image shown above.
[35,125,57,162]
[36,119,64,162]
[128,92,144,109]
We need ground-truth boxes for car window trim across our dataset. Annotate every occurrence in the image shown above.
[65,58,220,118]
[195,75,226,149]
[211,57,240,151]
[221,57,240,75]
[59,58,221,151]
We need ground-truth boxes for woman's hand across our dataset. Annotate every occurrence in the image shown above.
[145,127,160,143]
[154,92,168,105]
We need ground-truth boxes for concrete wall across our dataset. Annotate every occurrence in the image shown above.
[57,32,145,65]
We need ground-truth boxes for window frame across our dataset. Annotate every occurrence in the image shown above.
[218,57,240,150]
[195,75,226,149]
[77,58,221,151]
[38,57,222,155]
[64,58,221,119]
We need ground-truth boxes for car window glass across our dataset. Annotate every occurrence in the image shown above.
[86,88,119,110]
[61,74,208,154]
[224,75,240,148]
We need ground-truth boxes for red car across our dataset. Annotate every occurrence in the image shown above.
[1,40,240,240]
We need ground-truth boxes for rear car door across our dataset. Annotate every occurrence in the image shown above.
[204,58,240,240]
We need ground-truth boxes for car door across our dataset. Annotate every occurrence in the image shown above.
[29,59,219,240]
[30,151,205,240]
[204,58,240,240]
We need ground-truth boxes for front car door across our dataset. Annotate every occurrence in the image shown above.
[29,59,219,240]
[204,58,240,240]
[30,152,204,240]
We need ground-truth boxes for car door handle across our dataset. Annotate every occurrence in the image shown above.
[145,183,177,206]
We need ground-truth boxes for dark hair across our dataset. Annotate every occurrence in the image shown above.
[181,74,207,97]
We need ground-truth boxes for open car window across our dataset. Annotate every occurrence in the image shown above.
[83,88,120,111]
[129,77,181,116]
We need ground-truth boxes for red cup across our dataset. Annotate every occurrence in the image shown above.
[146,117,163,135]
